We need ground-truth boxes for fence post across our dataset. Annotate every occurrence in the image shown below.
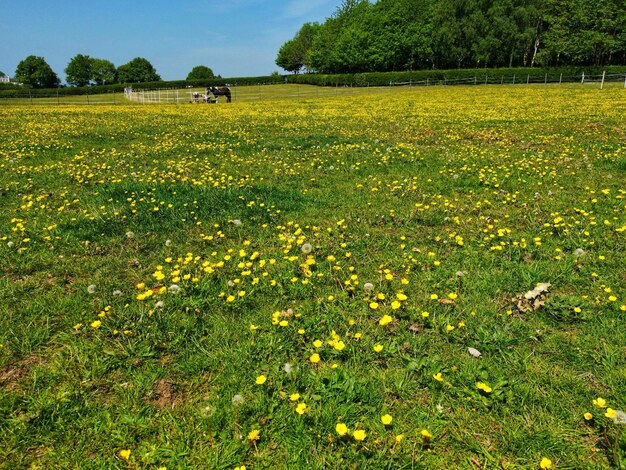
[57,89,60,105]
[474,76,477,85]
[600,70,605,90]
[87,93,90,105]
[545,73,547,84]
[484,75,488,85]
[526,74,529,84]
[512,74,516,85]
[559,73,562,85]
[624,73,626,88]
[501,76,504,84]
[581,72,585,84]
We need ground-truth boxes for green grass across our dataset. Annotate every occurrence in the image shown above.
[0,84,625,469]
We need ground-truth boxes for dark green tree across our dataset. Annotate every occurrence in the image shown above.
[65,54,93,86]
[117,57,161,83]
[276,23,321,73]
[91,59,117,85]
[276,39,303,73]
[14,56,60,88]
[186,65,215,80]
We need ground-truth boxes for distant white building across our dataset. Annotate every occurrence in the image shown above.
[0,75,12,83]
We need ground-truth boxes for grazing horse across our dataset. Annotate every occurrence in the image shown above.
[207,86,232,103]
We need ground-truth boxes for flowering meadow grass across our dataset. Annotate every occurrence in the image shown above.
[1,84,625,468]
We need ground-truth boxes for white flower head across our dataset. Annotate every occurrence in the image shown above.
[232,394,244,405]
[125,231,135,239]
[364,282,374,292]
[165,239,172,247]
[613,410,626,425]
[155,300,164,309]
[283,363,293,374]
[301,243,312,254]
[87,284,96,294]
[574,248,585,257]
[112,290,122,297]
[7,241,14,248]
[232,219,242,226]
[168,284,180,294]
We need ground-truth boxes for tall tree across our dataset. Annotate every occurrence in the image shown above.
[14,56,60,88]
[186,65,215,80]
[91,59,117,85]
[117,57,160,83]
[276,23,322,73]
[65,54,93,86]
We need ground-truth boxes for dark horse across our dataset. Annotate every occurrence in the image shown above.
[207,86,232,103]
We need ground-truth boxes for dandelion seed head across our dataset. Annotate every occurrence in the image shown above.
[168,284,180,294]
[232,394,244,405]
[112,290,122,297]
[283,363,293,374]
[87,284,96,294]
[165,239,172,247]
[301,243,312,254]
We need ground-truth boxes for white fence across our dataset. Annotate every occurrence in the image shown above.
[124,87,197,104]
[387,72,626,89]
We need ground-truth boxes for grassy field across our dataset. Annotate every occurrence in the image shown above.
[0,84,625,469]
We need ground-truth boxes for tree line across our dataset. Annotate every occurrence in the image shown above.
[276,0,626,74]
[12,55,217,88]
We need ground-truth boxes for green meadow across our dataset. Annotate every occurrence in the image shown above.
[0,84,625,469]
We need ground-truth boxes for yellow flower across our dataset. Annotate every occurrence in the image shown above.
[247,429,260,441]
[593,397,607,408]
[73,323,82,330]
[255,375,267,385]
[395,434,405,443]
[430,294,438,300]
[353,429,367,441]
[313,339,323,348]
[333,340,345,351]
[295,402,308,414]
[119,449,131,460]
[605,408,617,419]
[290,393,300,401]
[369,302,379,309]
[335,422,349,436]
[420,429,432,440]
[90,320,102,329]
[583,412,593,420]
[448,292,458,300]
[249,324,258,331]
[391,301,401,310]
[540,457,552,469]
[476,382,492,393]
[433,372,443,382]
[379,314,393,326]
[445,324,455,332]
[234,466,246,470]
[310,353,321,364]
[373,344,383,353]
[381,414,393,425]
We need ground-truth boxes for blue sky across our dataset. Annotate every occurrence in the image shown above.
[0,0,342,82]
